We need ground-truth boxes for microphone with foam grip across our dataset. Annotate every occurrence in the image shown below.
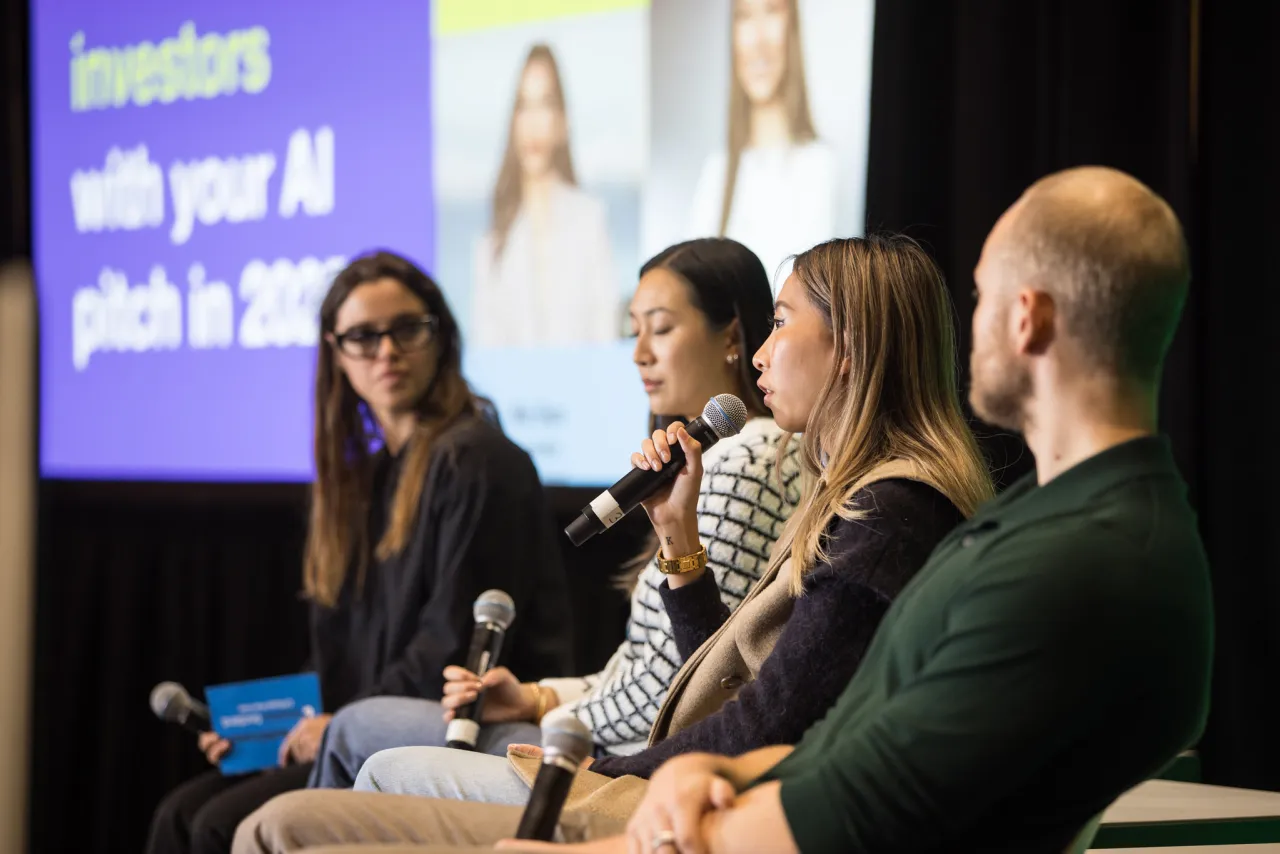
[514,714,594,841]
[150,681,212,734]
[565,394,748,547]
[445,589,517,750]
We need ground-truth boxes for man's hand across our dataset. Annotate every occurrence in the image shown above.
[625,753,735,854]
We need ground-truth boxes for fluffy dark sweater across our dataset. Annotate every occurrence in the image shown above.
[590,478,964,780]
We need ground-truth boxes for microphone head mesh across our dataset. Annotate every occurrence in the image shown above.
[540,713,593,765]
[474,589,516,630]
[150,681,189,721]
[703,394,748,439]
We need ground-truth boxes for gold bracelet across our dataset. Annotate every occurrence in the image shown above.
[655,543,708,575]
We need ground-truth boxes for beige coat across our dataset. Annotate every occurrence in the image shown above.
[510,458,934,825]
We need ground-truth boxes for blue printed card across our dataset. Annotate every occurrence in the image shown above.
[204,673,322,775]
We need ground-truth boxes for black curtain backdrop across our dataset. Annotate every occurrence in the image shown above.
[1193,0,1280,792]
[865,0,1196,491]
[30,483,639,854]
[7,1,1278,852]
[863,0,1280,792]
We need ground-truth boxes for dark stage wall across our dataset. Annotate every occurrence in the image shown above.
[5,1,1278,852]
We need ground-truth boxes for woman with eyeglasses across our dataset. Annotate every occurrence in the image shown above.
[144,250,574,854]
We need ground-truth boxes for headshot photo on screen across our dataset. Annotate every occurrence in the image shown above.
[472,44,618,348]
[645,0,875,287]
[433,2,647,485]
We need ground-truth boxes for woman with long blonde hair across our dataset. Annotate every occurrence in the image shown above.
[223,235,994,853]
[276,238,800,796]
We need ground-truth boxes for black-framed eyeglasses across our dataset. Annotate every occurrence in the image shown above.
[331,315,437,359]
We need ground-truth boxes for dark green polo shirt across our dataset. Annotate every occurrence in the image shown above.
[760,437,1213,854]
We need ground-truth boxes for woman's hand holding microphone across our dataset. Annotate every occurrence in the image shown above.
[633,422,706,588]
[440,666,559,725]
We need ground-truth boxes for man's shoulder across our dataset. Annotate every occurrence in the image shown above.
[963,491,1209,625]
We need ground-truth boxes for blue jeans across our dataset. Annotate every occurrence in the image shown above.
[354,746,531,806]
[306,696,541,789]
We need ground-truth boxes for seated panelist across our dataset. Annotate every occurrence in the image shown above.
[230,233,996,853]
[304,238,803,791]
[470,168,1208,854]
[145,251,574,854]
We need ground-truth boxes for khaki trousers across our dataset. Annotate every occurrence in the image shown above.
[232,789,626,854]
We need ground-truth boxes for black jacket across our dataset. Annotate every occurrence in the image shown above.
[310,415,574,711]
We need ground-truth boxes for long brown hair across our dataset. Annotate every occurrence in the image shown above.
[490,44,577,261]
[775,236,994,595]
[720,0,817,237]
[305,251,481,607]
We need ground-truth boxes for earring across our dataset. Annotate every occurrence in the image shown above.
[726,353,739,365]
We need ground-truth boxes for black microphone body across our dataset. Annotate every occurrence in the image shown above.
[446,621,506,747]
[515,761,577,841]
[565,395,748,547]
[514,717,593,841]
[150,681,212,734]
[446,590,516,750]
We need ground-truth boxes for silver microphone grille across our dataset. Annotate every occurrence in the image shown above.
[473,589,516,630]
[150,681,189,721]
[702,394,748,439]
[540,713,593,766]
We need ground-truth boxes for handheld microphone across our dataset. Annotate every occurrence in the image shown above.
[445,589,517,750]
[150,681,212,734]
[565,394,748,546]
[514,715,594,841]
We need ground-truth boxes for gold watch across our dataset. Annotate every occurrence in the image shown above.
[656,543,708,575]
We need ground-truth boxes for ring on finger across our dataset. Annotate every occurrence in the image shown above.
[650,829,677,851]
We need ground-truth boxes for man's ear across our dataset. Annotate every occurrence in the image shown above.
[1012,288,1056,356]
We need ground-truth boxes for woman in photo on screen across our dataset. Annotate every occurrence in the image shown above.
[144,251,573,854]
[472,43,619,348]
[689,0,836,284]
[263,237,800,791]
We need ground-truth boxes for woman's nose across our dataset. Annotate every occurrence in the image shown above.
[633,334,652,366]
[752,340,770,373]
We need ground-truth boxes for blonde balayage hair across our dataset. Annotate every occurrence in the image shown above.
[776,235,993,595]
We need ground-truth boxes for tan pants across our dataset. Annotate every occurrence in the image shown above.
[232,789,627,854]
[303,850,522,854]
[302,849,546,854]
[303,848,562,854]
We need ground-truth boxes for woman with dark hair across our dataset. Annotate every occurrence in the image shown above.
[689,0,835,282]
[473,43,619,347]
[276,237,799,790]
[144,251,573,854]
[231,235,992,853]
[231,238,804,849]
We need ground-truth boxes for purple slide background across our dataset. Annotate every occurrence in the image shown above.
[31,1,434,480]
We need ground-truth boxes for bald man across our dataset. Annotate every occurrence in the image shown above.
[234,167,1213,854]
